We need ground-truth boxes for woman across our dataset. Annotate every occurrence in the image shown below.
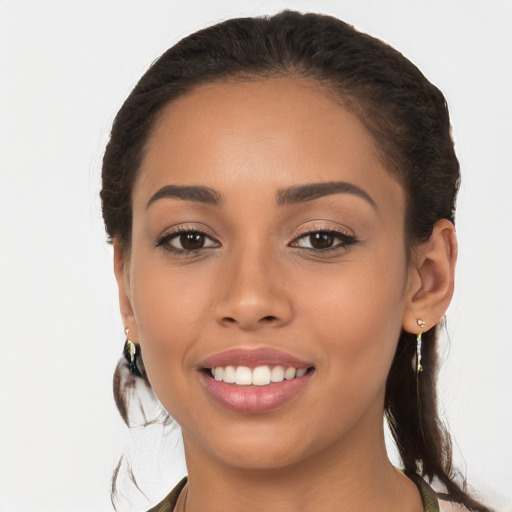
[101,11,489,512]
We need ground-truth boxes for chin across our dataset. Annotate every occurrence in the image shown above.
[192,417,338,473]
[215,443,308,472]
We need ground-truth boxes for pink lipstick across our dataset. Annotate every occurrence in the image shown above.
[198,348,315,413]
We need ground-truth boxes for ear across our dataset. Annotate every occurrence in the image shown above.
[113,238,139,342]
[403,219,458,333]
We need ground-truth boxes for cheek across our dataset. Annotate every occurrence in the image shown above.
[129,260,212,401]
[288,270,406,440]
[296,255,407,383]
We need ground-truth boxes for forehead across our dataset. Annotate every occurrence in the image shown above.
[135,77,404,213]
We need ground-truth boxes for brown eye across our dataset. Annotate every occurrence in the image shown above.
[157,230,219,253]
[290,230,358,252]
[309,232,335,249]
[180,232,206,250]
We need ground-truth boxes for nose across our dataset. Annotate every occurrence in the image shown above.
[214,247,294,330]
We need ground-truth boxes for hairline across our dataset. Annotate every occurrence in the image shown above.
[122,72,413,262]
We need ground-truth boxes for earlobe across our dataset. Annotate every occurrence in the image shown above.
[113,238,138,340]
[403,219,458,333]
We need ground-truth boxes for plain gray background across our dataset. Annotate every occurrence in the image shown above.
[0,1,511,511]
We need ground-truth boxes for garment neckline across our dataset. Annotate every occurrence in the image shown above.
[148,473,440,512]
[406,472,440,512]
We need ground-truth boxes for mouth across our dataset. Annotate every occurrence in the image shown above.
[198,348,316,413]
[202,365,315,386]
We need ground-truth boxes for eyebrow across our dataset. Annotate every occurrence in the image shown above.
[146,185,223,209]
[146,181,376,210]
[276,181,377,209]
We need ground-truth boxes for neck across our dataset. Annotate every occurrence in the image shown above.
[181,416,422,512]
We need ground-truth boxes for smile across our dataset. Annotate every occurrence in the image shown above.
[198,348,315,413]
[210,365,309,386]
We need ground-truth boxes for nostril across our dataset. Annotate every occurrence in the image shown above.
[217,308,290,329]
[222,315,277,324]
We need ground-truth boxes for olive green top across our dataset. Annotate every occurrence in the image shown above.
[147,472,441,512]
[406,472,441,512]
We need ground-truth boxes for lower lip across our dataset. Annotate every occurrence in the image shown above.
[200,371,313,413]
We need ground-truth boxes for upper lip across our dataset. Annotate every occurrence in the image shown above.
[198,347,313,370]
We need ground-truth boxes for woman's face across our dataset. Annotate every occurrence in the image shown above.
[117,77,418,470]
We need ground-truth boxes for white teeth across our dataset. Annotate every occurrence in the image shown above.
[284,367,296,380]
[270,365,285,382]
[212,365,309,385]
[234,366,252,385]
[252,366,271,386]
[223,365,235,383]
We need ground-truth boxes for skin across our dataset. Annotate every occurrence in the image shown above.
[114,77,457,512]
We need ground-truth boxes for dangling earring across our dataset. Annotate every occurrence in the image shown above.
[416,319,426,374]
[124,328,139,375]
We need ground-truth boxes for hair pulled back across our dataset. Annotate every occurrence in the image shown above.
[102,11,486,510]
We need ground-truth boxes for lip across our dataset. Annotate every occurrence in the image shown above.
[198,347,313,370]
[198,347,315,413]
[199,370,313,413]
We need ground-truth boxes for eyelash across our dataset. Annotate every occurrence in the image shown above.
[156,226,220,256]
[156,227,358,256]
[289,228,358,253]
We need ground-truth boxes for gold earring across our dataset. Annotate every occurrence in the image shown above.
[416,333,423,374]
[416,319,425,374]
[123,328,139,375]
